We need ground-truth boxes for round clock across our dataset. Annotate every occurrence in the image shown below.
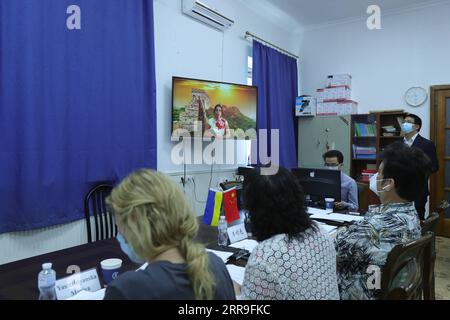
[405,86,428,107]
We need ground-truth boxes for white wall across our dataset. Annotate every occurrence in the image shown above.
[0,0,301,265]
[299,1,450,139]
[155,0,301,172]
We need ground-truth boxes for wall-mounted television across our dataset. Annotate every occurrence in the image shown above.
[171,76,258,140]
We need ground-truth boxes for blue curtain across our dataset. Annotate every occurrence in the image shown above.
[252,40,298,170]
[0,0,157,233]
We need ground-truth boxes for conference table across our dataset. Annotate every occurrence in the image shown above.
[0,218,231,300]
[0,211,352,300]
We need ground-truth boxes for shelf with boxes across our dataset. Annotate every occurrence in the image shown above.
[316,74,358,116]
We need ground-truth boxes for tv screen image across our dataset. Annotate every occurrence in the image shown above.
[172,77,257,140]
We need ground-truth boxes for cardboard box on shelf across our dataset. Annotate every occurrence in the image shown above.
[323,86,351,101]
[327,74,352,88]
[316,100,358,116]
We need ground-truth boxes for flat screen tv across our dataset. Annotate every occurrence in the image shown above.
[171,76,258,140]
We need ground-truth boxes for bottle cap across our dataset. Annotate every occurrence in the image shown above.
[42,263,52,270]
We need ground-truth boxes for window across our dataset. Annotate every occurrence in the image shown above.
[247,55,253,86]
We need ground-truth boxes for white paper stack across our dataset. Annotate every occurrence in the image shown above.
[229,239,258,253]
[226,265,246,286]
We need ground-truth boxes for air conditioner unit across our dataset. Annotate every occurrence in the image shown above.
[182,0,234,31]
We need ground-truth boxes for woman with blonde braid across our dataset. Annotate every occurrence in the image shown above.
[103,169,235,300]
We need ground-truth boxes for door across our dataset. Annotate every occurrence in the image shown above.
[431,86,450,237]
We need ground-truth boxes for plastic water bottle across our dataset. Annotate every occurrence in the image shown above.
[38,263,56,300]
[244,211,252,238]
[218,216,229,246]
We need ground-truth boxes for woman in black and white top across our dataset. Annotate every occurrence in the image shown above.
[238,167,339,300]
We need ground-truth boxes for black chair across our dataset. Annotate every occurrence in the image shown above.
[379,232,433,300]
[420,211,440,300]
[84,183,116,243]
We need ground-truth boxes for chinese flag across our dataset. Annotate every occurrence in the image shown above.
[223,189,240,223]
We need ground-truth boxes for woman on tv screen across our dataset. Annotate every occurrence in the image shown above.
[201,103,230,138]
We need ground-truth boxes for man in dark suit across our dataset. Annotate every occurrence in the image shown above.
[402,113,439,220]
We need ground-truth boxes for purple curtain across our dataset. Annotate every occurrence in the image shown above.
[0,0,157,233]
[252,40,298,169]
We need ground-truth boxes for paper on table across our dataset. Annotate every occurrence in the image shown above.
[229,239,258,252]
[67,288,105,300]
[206,249,233,262]
[327,213,364,222]
[310,212,364,223]
[307,207,333,215]
[226,265,246,286]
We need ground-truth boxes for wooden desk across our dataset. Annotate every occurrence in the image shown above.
[0,217,229,300]
[0,239,135,300]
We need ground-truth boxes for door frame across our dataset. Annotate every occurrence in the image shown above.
[430,85,450,236]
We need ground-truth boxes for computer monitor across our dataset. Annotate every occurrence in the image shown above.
[291,168,341,208]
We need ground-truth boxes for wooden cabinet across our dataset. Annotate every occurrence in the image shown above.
[350,111,407,212]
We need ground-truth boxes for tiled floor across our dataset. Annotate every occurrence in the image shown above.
[435,236,450,300]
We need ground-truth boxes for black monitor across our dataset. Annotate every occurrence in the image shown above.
[291,168,341,208]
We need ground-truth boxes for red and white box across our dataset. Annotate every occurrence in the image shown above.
[317,86,351,102]
[316,100,358,116]
[323,85,351,101]
[327,74,352,88]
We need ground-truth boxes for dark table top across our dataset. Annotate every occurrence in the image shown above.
[0,217,236,300]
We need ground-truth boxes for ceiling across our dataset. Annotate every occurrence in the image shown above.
[240,0,445,31]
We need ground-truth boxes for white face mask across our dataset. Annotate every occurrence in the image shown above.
[369,173,392,196]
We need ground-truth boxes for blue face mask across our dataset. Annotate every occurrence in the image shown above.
[116,233,145,264]
[401,122,414,134]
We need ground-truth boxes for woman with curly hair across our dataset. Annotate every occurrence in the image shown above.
[238,167,339,300]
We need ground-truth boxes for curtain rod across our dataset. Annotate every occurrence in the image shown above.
[245,31,299,60]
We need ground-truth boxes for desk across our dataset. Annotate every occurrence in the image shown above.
[0,217,225,300]
[0,216,342,300]
[0,239,138,300]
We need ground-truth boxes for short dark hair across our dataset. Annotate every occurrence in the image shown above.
[405,113,422,132]
[243,167,317,242]
[323,150,344,164]
[214,104,222,112]
[380,142,432,201]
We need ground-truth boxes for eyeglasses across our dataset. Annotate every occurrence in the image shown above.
[403,120,415,124]
[324,163,340,167]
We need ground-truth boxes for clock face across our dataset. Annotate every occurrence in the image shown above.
[405,87,428,107]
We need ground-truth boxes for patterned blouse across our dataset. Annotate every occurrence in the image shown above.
[241,227,340,300]
[335,202,421,300]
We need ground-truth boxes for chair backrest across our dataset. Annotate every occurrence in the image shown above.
[420,212,440,235]
[84,183,115,243]
[379,232,433,300]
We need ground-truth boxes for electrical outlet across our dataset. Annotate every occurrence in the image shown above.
[217,177,229,186]
[180,175,194,185]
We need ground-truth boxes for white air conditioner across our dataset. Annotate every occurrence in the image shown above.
[182,0,234,31]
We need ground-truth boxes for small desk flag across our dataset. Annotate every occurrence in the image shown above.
[202,189,223,227]
[223,188,240,224]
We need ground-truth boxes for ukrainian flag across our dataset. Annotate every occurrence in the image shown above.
[202,189,223,227]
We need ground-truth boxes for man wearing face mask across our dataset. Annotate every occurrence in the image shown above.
[401,113,439,220]
[335,142,432,300]
[323,150,358,212]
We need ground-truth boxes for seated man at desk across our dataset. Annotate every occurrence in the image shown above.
[323,150,358,212]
